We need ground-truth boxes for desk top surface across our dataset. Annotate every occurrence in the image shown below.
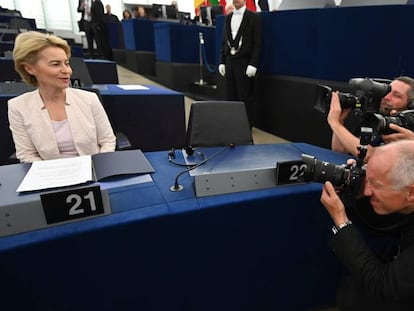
[97,83,183,95]
[0,143,350,250]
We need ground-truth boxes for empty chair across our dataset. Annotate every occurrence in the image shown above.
[70,57,93,87]
[186,101,253,147]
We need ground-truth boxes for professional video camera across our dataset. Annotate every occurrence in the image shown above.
[314,78,391,115]
[362,109,414,135]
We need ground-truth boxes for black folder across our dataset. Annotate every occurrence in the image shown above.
[92,149,155,181]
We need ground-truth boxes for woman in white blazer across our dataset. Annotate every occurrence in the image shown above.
[8,31,116,163]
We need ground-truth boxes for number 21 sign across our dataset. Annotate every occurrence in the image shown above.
[41,185,105,224]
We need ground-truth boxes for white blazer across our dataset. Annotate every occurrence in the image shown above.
[8,88,116,163]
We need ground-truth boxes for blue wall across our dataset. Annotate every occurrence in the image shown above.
[215,5,414,82]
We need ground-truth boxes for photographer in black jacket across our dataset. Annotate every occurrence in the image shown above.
[321,140,414,310]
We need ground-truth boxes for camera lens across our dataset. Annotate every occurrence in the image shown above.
[302,154,350,187]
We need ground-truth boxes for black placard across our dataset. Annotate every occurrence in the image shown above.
[69,78,81,87]
[41,186,104,224]
[276,160,307,185]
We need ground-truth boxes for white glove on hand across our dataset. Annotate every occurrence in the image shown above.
[246,65,257,78]
[218,64,226,76]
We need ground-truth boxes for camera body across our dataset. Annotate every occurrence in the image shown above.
[314,78,391,115]
[301,154,365,196]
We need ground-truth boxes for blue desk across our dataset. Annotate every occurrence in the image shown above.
[122,18,157,52]
[106,21,124,49]
[154,23,216,64]
[99,84,186,152]
[257,5,414,81]
[0,84,186,164]
[0,143,350,311]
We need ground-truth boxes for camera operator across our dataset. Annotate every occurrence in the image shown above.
[328,76,414,157]
[320,140,414,310]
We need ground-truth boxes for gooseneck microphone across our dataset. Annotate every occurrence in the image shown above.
[170,144,235,192]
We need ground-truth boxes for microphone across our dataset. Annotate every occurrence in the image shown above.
[168,146,206,168]
[170,144,235,192]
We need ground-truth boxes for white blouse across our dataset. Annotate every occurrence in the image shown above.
[51,119,78,158]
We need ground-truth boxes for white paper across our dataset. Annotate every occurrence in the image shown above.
[116,84,149,90]
[16,155,93,192]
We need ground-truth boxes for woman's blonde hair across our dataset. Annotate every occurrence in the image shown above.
[13,31,71,86]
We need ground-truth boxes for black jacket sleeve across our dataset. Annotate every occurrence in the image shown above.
[330,224,414,302]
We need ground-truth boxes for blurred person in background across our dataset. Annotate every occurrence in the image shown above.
[77,0,95,58]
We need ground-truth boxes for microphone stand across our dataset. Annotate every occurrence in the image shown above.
[170,144,234,192]
[195,32,207,86]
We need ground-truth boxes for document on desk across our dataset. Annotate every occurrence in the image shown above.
[116,85,149,90]
[16,155,93,192]
[16,150,155,192]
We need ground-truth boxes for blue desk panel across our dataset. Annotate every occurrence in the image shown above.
[0,143,350,311]
[257,5,414,81]
[106,21,124,49]
[154,23,216,64]
[122,18,156,51]
[98,84,186,152]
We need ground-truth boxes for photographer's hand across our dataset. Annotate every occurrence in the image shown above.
[327,92,351,127]
[321,181,350,227]
[328,92,360,156]
[382,124,414,143]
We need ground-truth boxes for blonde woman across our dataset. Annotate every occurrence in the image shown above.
[8,31,115,163]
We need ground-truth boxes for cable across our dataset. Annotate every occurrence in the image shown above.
[168,147,205,168]
[170,144,235,192]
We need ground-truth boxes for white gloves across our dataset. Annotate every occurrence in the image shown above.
[219,64,257,77]
[246,65,257,78]
[218,64,226,76]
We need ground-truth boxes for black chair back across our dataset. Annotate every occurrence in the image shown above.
[186,100,253,147]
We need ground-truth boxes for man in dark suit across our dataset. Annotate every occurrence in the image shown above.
[104,4,120,23]
[91,0,113,60]
[219,0,261,127]
[77,0,95,58]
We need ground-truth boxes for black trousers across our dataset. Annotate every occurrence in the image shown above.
[224,56,257,127]
[92,23,113,60]
[83,20,95,57]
